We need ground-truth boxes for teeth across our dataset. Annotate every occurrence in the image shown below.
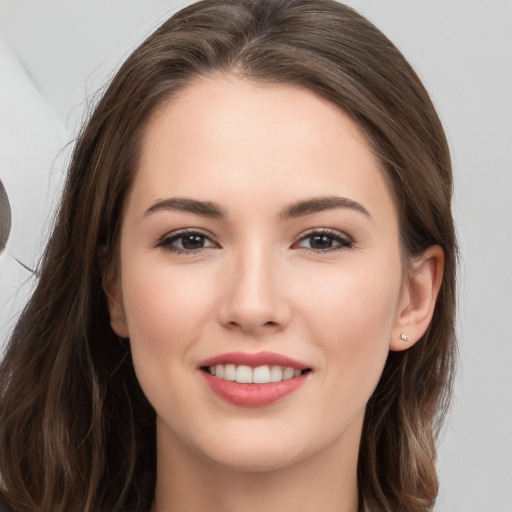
[270,366,283,382]
[283,367,295,380]
[235,365,252,383]
[224,364,236,381]
[206,364,305,384]
[253,365,270,383]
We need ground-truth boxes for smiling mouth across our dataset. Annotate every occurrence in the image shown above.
[201,364,312,384]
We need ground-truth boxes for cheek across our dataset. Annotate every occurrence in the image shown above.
[302,257,400,333]
[119,257,216,386]
[122,253,215,329]
[297,257,401,401]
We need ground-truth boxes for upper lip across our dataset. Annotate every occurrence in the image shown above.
[199,351,310,370]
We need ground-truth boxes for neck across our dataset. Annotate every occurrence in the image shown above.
[151,422,361,512]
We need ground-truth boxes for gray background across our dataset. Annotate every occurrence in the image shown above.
[0,1,510,510]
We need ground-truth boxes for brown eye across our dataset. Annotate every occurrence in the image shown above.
[309,234,336,250]
[178,234,208,250]
[158,230,217,253]
[295,230,353,253]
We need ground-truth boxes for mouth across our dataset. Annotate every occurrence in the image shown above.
[198,351,312,407]
[200,364,312,384]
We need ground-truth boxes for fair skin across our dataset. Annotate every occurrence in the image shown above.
[107,77,443,512]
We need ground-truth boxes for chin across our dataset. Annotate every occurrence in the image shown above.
[191,425,314,474]
[204,445,305,474]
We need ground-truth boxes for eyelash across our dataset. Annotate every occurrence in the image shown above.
[155,229,219,255]
[293,228,354,253]
[155,228,353,255]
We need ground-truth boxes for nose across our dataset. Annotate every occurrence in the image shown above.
[217,245,291,336]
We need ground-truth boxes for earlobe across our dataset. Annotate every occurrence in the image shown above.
[103,262,129,339]
[390,245,444,352]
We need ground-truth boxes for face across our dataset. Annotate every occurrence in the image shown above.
[108,77,408,472]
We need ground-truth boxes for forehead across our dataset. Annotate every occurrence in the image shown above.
[130,76,396,224]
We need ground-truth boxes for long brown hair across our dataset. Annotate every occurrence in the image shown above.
[0,1,457,510]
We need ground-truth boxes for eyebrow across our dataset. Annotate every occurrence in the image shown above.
[144,195,370,220]
[280,196,371,219]
[145,197,226,218]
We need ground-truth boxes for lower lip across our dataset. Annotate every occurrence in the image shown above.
[200,371,309,407]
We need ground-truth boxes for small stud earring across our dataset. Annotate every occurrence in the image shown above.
[400,332,408,341]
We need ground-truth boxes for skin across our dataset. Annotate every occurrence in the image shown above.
[107,76,444,512]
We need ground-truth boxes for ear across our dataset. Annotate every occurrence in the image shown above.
[390,245,444,352]
[102,254,129,339]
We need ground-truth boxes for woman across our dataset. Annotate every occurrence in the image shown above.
[0,1,457,511]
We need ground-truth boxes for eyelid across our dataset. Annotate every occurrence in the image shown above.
[155,228,220,251]
[154,227,353,254]
[292,228,354,252]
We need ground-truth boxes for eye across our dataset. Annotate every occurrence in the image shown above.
[156,229,218,254]
[294,229,353,253]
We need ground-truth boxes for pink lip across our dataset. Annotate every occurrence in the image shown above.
[200,371,309,407]
[198,351,312,407]
[199,351,309,370]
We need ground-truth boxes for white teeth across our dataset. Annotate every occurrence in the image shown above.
[282,367,295,380]
[235,365,252,383]
[270,366,283,382]
[224,364,236,381]
[207,364,305,384]
[253,365,270,384]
